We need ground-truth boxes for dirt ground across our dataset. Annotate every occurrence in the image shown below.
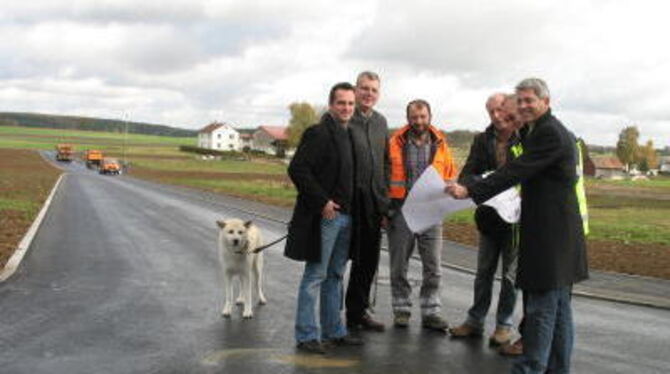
[443,222,670,280]
[0,149,60,268]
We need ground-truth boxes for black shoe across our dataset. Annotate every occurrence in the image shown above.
[296,340,327,354]
[348,313,386,332]
[325,334,364,347]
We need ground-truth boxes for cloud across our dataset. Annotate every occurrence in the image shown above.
[0,0,667,148]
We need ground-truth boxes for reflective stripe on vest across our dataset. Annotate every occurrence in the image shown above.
[509,141,590,235]
[575,142,590,235]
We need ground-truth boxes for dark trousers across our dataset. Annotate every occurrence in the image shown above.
[345,200,382,322]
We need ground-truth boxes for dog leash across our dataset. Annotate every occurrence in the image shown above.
[252,234,288,254]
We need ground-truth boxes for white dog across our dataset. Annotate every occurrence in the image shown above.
[216,218,267,319]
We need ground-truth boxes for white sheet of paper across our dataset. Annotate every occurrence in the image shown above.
[482,187,521,223]
[402,166,475,233]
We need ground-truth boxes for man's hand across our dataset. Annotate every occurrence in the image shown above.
[321,200,341,220]
[445,183,470,199]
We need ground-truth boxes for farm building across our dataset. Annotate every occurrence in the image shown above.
[589,157,626,179]
[253,125,289,157]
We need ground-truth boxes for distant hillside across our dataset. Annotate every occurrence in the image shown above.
[0,112,197,138]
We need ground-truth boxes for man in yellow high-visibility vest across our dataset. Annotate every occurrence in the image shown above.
[447,78,588,374]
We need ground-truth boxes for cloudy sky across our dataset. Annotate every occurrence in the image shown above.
[0,0,668,147]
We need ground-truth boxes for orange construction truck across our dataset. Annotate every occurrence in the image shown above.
[55,144,74,162]
[83,149,103,169]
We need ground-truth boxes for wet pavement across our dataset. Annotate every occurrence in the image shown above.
[0,156,668,373]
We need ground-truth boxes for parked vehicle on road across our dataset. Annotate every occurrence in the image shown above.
[55,144,74,162]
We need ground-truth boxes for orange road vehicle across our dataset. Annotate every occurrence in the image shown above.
[99,158,121,175]
[83,149,103,169]
[55,144,74,162]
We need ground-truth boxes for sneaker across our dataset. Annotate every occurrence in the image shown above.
[421,314,449,332]
[489,327,513,346]
[393,312,411,328]
[449,323,484,338]
[324,334,364,347]
[348,313,386,332]
[499,339,523,356]
[296,340,327,354]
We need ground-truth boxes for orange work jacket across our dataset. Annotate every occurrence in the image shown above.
[388,124,458,199]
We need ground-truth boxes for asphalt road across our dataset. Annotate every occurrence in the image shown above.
[0,157,668,373]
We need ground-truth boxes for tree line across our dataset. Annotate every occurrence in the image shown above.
[0,112,197,138]
[286,102,478,149]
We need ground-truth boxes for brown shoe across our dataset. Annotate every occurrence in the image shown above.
[499,339,523,356]
[449,323,483,338]
[349,313,386,332]
[489,327,513,346]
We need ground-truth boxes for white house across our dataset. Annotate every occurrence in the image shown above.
[198,122,240,151]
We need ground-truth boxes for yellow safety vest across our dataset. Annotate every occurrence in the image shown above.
[509,141,589,235]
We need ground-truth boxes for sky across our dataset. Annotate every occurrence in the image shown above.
[0,0,668,147]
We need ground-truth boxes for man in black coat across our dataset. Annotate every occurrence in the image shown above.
[285,82,363,354]
[345,71,390,332]
[447,78,588,374]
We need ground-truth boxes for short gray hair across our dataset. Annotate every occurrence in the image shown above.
[356,71,380,85]
[515,78,550,99]
[485,93,506,109]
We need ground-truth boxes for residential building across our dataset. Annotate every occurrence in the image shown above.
[198,122,240,151]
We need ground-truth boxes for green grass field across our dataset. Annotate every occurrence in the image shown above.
[0,125,196,145]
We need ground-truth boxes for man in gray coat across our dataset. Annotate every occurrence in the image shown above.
[345,71,390,332]
[447,78,588,373]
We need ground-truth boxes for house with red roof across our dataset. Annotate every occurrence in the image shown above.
[253,125,289,157]
[589,156,626,179]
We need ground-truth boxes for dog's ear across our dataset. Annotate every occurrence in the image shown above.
[216,220,226,229]
[244,220,253,229]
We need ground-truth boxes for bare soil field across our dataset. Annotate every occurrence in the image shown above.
[443,223,670,279]
[0,149,60,268]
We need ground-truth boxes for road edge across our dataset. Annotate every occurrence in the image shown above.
[0,173,65,283]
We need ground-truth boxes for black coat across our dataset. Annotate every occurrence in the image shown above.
[458,124,517,239]
[284,114,350,262]
[466,110,588,291]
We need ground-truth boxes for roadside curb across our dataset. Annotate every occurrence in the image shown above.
[0,173,65,283]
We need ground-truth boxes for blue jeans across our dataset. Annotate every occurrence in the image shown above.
[466,231,518,329]
[511,286,574,374]
[295,214,351,343]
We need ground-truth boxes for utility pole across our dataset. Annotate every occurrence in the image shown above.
[122,111,129,173]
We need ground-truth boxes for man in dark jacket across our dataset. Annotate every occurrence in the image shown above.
[449,93,519,346]
[345,71,390,332]
[285,82,363,354]
[447,78,588,374]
